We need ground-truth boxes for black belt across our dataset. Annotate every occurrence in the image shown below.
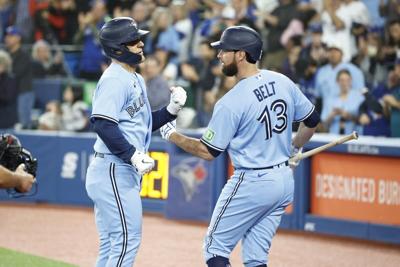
[236,160,289,170]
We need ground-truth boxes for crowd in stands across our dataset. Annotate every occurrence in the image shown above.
[0,0,399,137]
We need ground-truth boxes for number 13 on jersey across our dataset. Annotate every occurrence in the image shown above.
[257,99,288,140]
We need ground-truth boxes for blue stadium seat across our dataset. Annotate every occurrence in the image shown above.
[32,78,64,110]
[63,51,81,77]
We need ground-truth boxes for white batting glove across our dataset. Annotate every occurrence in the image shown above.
[160,120,177,141]
[166,86,187,115]
[289,145,303,168]
[131,150,155,175]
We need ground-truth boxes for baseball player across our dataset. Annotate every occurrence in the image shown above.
[85,17,186,267]
[160,26,319,267]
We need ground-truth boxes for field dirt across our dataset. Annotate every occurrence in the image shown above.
[0,203,399,267]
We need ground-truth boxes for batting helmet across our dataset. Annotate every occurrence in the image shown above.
[99,17,149,65]
[210,26,263,63]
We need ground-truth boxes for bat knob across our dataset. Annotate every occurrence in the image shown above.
[352,131,359,140]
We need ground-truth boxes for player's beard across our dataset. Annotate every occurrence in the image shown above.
[222,60,238,77]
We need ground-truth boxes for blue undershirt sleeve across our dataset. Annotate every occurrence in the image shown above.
[151,106,177,131]
[92,118,135,163]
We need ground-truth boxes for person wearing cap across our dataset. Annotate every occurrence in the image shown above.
[159,25,319,267]
[301,23,327,66]
[85,17,186,266]
[4,26,34,129]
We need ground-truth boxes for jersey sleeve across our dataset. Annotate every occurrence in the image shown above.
[91,78,126,123]
[200,101,238,152]
[291,81,315,122]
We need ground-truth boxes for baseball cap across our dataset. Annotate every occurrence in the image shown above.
[5,26,22,36]
[327,42,343,52]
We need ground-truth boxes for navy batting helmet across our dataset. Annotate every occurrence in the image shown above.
[99,17,149,65]
[211,26,263,63]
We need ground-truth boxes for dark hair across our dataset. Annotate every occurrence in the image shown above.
[66,84,84,103]
[336,69,351,80]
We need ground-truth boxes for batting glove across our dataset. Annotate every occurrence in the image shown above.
[167,86,187,115]
[160,120,177,141]
[289,145,303,168]
[131,151,155,175]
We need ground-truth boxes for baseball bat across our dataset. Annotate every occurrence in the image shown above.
[292,131,358,161]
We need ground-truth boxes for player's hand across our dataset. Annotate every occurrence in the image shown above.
[167,86,187,115]
[14,164,35,193]
[130,151,155,175]
[160,120,177,141]
[289,146,303,169]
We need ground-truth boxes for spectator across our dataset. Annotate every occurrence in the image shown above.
[260,0,297,71]
[381,19,400,70]
[5,26,34,129]
[144,6,181,68]
[382,64,400,137]
[315,44,365,119]
[171,0,193,63]
[281,34,303,82]
[351,27,384,87]
[358,85,390,137]
[178,40,219,112]
[142,56,170,111]
[297,58,320,108]
[109,0,136,17]
[74,0,109,80]
[61,85,89,131]
[230,0,258,29]
[0,49,18,129]
[31,0,78,44]
[321,69,364,134]
[31,39,67,78]
[131,0,150,31]
[0,0,15,42]
[379,0,400,23]
[190,0,226,59]
[320,0,354,62]
[48,0,79,44]
[38,100,63,131]
[300,23,328,67]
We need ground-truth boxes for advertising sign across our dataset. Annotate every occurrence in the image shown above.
[311,153,400,226]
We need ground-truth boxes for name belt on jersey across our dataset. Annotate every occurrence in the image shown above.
[253,81,276,102]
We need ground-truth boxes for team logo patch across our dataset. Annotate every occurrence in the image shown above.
[203,129,215,142]
[172,158,207,202]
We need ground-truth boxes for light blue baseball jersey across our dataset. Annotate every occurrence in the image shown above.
[91,62,152,153]
[201,69,314,169]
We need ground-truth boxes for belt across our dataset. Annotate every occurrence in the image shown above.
[236,160,289,171]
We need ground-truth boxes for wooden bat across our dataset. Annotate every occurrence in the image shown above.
[292,131,359,161]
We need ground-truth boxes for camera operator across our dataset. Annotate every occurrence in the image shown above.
[0,164,35,193]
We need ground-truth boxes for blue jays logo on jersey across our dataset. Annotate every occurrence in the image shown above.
[126,94,145,118]
[172,158,207,202]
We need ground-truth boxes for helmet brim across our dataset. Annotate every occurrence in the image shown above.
[138,29,150,37]
[210,40,224,49]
